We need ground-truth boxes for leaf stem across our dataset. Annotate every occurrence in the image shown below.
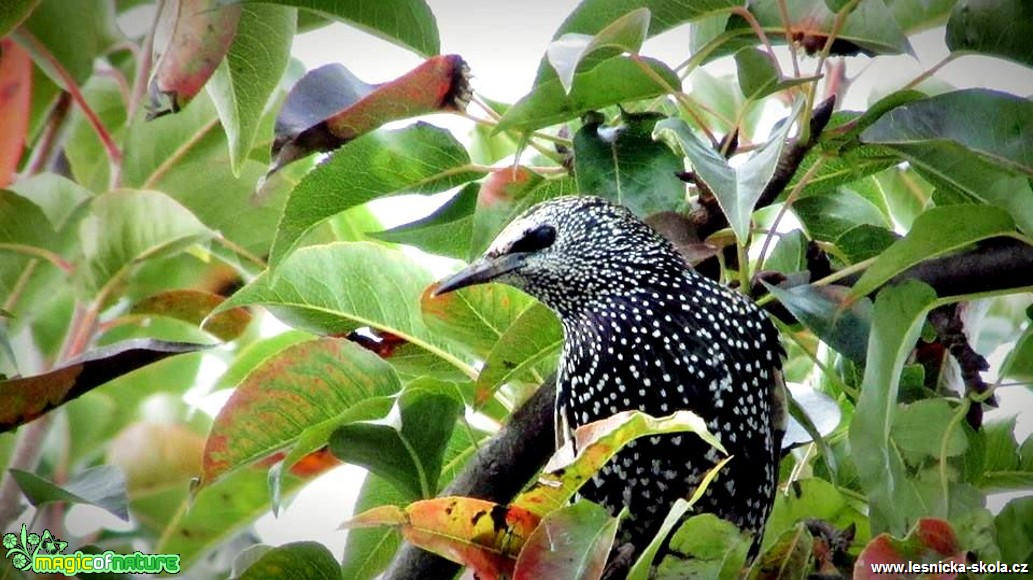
[730,6,784,79]
[25,92,73,175]
[775,0,801,77]
[142,117,221,189]
[902,53,961,92]
[12,28,123,171]
[754,156,827,276]
[0,244,73,273]
[631,55,719,147]
[128,0,163,121]
[938,397,970,505]
[802,0,860,142]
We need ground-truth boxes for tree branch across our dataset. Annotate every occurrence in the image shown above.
[384,377,557,580]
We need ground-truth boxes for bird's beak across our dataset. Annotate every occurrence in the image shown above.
[432,253,525,297]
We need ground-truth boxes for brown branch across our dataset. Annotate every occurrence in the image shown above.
[384,377,557,580]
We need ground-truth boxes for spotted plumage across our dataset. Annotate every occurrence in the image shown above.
[435,195,786,558]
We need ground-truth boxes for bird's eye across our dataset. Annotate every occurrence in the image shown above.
[508,225,556,254]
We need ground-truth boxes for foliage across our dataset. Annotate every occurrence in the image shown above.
[1,0,1032,578]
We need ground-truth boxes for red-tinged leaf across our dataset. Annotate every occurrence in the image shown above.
[148,0,242,118]
[421,279,533,360]
[343,504,408,528]
[0,339,206,433]
[513,410,725,518]
[478,166,544,207]
[255,446,342,478]
[0,39,31,187]
[513,501,619,580]
[346,496,541,579]
[131,289,251,342]
[854,518,965,580]
[200,337,401,486]
[270,55,472,173]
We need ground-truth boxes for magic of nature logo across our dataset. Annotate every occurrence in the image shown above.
[3,523,181,575]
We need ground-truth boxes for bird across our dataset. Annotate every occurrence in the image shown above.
[433,195,786,564]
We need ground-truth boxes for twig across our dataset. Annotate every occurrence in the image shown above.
[25,92,72,176]
[384,377,557,580]
[12,28,122,168]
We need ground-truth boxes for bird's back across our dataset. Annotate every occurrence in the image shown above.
[558,264,785,551]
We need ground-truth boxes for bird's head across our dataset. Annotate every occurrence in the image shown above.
[433,195,683,315]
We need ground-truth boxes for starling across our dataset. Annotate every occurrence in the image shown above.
[435,195,786,560]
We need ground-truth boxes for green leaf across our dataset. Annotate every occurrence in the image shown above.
[214,330,316,390]
[1001,323,1033,381]
[422,280,533,361]
[734,48,815,101]
[627,499,692,580]
[341,474,406,580]
[655,514,752,579]
[219,242,474,377]
[270,123,485,269]
[513,501,619,580]
[764,229,806,274]
[371,184,477,261]
[574,111,685,216]
[655,100,800,244]
[885,0,957,33]
[497,56,679,134]
[475,302,562,408]
[946,0,1033,68]
[762,477,870,551]
[329,384,463,500]
[238,541,339,579]
[994,496,1033,565]
[747,524,813,580]
[792,186,890,242]
[78,190,212,294]
[836,224,899,264]
[59,76,124,191]
[543,0,739,85]
[514,410,726,518]
[7,173,92,231]
[0,189,58,252]
[861,89,1033,177]
[0,0,40,37]
[253,0,440,55]
[201,337,402,486]
[272,396,393,506]
[848,205,1015,299]
[9,465,128,520]
[209,3,295,175]
[764,283,873,363]
[848,280,937,535]
[547,8,650,94]
[725,0,913,58]
[892,399,968,465]
[122,93,296,256]
[18,0,120,86]
[157,464,325,570]
[875,141,1033,235]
